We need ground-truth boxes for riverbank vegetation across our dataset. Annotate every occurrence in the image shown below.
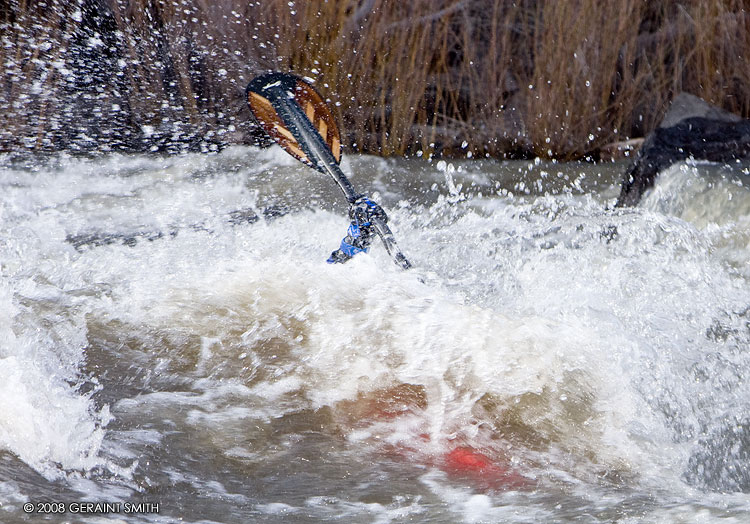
[1,0,749,159]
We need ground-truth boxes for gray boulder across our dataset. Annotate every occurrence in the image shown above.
[615,93,750,207]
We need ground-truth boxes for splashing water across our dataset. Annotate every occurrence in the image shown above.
[1,148,749,522]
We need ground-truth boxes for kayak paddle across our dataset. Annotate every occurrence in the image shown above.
[246,72,411,270]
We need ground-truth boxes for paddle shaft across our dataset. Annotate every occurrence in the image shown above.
[270,90,360,203]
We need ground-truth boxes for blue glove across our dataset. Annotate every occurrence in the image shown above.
[327,196,387,264]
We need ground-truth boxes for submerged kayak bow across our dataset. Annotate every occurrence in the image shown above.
[246,72,411,270]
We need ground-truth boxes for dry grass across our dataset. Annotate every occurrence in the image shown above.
[2,0,750,158]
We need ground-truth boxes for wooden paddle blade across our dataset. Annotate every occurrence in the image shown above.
[247,88,312,166]
[246,72,341,166]
[291,77,342,164]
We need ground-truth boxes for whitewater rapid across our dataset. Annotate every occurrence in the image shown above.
[1,147,749,522]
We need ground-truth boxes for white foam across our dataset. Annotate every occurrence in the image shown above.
[0,265,110,479]
[0,355,107,477]
[0,480,28,512]
[3,149,750,519]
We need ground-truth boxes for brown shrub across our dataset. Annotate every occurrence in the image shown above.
[1,0,749,158]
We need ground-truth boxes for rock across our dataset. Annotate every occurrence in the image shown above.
[615,93,750,207]
[658,92,742,128]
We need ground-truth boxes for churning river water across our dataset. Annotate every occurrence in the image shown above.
[1,146,749,523]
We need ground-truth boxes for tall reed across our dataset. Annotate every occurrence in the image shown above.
[1,0,749,159]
